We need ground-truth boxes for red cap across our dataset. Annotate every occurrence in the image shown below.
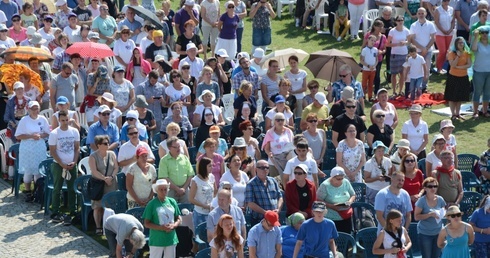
[264,210,280,227]
[136,146,148,157]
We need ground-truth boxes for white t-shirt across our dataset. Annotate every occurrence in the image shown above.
[15,115,50,137]
[265,109,293,122]
[63,25,81,43]
[0,37,16,49]
[113,38,136,66]
[139,37,153,54]
[48,126,80,164]
[209,236,244,258]
[24,87,41,101]
[284,69,307,99]
[361,46,378,70]
[165,84,192,116]
[405,54,426,79]
[401,120,429,152]
[364,156,392,191]
[37,28,55,47]
[409,20,437,52]
[194,104,222,119]
[200,0,220,27]
[117,141,154,174]
[426,151,442,169]
[220,170,249,207]
[283,156,318,182]
[388,27,410,55]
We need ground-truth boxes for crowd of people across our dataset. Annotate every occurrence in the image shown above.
[1,0,490,257]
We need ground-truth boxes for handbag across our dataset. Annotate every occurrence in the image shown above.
[88,155,110,201]
[337,206,353,220]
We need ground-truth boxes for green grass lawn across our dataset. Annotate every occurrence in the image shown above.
[218,6,489,155]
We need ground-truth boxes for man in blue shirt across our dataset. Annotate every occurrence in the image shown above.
[87,105,120,152]
[0,0,18,27]
[118,8,142,42]
[326,64,364,110]
[293,201,339,258]
[247,210,282,258]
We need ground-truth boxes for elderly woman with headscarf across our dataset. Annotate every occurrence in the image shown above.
[120,110,148,144]
[262,112,294,178]
[470,195,490,257]
[281,212,306,258]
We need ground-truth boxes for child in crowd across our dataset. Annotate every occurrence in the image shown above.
[403,45,427,100]
[21,3,38,29]
[439,119,458,167]
[360,35,378,101]
[333,0,350,41]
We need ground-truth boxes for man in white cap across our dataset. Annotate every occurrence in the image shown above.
[331,98,367,147]
[174,0,199,36]
[19,26,37,46]
[327,64,365,110]
[0,24,15,48]
[300,92,330,131]
[231,56,259,99]
[178,42,204,78]
[50,62,79,110]
[87,104,120,151]
[91,4,117,46]
[54,0,73,30]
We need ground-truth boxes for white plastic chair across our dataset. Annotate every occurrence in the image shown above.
[40,108,54,125]
[314,0,329,31]
[221,93,235,125]
[78,156,92,175]
[256,93,264,123]
[76,107,88,132]
[0,129,13,176]
[277,0,297,18]
[363,9,380,35]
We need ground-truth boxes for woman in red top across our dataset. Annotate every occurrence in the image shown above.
[285,164,316,219]
[400,153,424,209]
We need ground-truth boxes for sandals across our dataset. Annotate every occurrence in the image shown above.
[95,228,103,236]
[457,115,466,121]
[483,113,490,118]
[473,113,479,119]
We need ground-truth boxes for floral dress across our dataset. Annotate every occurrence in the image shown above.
[336,139,365,183]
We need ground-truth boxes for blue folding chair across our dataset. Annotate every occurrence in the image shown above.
[195,222,209,250]
[195,247,211,258]
[356,227,379,258]
[336,232,356,257]
[461,171,481,192]
[101,190,128,214]
[352,182,367,203]
[460,191,483,222]
[74,175,92,231]
[117,173,126,191]
[457,154,479,172]
[37,158,58,215]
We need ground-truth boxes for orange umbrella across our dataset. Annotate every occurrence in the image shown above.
[0,46,54,62]
[0,64,44,94]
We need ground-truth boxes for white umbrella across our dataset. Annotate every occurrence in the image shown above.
[261,48,309,69]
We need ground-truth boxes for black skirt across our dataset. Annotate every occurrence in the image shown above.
[444,73,471,102]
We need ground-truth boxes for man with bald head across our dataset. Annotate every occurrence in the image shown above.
[206,189,246,242]
[245,159,283,226]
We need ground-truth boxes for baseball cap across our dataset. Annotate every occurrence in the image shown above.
[56,96,69,105]
[209,125,220,134]
[186,42,197,51]
[274,95,286,103]
[13,82,24,90]
[264,210,280,227]
[314,92,328,105]
[312,201,326,212]
[28,101,40,108]
[136,146,149,156]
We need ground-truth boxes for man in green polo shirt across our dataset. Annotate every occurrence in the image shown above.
[158,136,194,203]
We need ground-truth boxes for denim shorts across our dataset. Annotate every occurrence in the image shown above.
[252,27,272,46]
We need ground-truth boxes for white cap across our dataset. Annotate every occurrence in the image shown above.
[55,0,67,6]
[215,48,229,58]
[186,42,197,51]
[28,101,40,108]
[314,92,328,105]
[26,26,37,36]
[330,166,346,177]
[152,179,170,193]
[184,0,195,5]
[97,104,111,114]
[253,48,265,58]
[13,82,25,90]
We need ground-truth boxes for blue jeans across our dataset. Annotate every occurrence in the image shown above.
[418,233,441,258]
[409,77,423,100]
[472,70,490,102]
[236,27,244,54]
[192,211,208,232]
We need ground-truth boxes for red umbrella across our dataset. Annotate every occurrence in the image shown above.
[65,42,114,58]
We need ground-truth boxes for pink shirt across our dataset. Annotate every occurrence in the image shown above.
[8,27,27,43]
[197,153,224,187]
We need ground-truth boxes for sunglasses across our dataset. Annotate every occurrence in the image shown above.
[276,119,285,122]
[481,31,489,35]
[257,166,270,170]
[44,19,53,23]
[182,66,190,70]
[223,187,231,190]
[425,185,438,189]
[101,113,111,116]
[396,19,404,22]
[234,147,246,151]
[228,5,234,8]
[339,74,349,78]
[12,19,20,22]
[449,213,462,218]
[308,86,319,89]
[404,159,415,163]
[99,142,109,146]
[172,75,181,78]
[128,132,138,136]
[375,114,385,118]
[294,171,306,175]
[307,120,318,123]
[127,118,136,121]
[346,105,356,109]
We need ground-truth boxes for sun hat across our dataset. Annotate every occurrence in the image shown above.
[314,92,328,105]
[29,33,47,45]
[88,31,100,39]
[120,25,132,34]
[28,101,40,108]
[264,210,281,226]
[312,201,326,212]
[445,205,463,217]
[26,26,37,36]
[198,90,216,102]
[126,110,138,120]
[440,119,455,132]
[97,104,111,113]
[253,48,265,59]
[136,146,149,157]
[209,125,220,134]
[372,140,389,155]
[432,134,446,145]
[225,0,235,7]
[134,95,149,108]
[152,179,170,193]
[408,104,423,113]
[13,82,24,90]
[215,48,229,58]
[55,0,67,6]
[97,65,109,79]
[56,96,69,105]
[97,92,117,106]
[233,137,247,148]
[330,166,346,177]
[397,139,411,150]
[184,0,195,5]
[237,52,250,60]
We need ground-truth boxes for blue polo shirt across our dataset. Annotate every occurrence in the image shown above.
[247,223,282,258]
[87,121,120,151]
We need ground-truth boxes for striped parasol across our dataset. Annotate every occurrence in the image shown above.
[65,42,115,58]
[0,46,53,62]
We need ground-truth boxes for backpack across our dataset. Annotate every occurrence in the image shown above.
[33,177,45,208]
[176,226,194,258]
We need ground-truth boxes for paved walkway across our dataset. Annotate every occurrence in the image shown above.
[0,179,108,257]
